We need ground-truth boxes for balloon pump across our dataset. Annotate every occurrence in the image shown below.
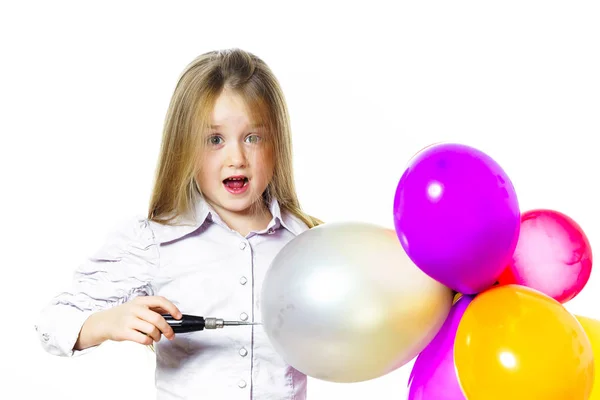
[162,314,259,333]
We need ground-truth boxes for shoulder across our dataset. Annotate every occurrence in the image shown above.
[103,215,157,244]
[280,211,311,236]
[90,215,159,262]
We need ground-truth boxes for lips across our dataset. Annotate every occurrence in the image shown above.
[223,175,249,193]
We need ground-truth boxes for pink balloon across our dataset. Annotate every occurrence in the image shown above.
[497,209,593,303]
[407,295,473,400]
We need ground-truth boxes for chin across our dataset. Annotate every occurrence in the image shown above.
[219,196,257,213]
[223,203,252,213]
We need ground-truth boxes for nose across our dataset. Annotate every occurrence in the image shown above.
[226,142,247,168]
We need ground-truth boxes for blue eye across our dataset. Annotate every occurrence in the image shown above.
[245,134,261,144]
[208,135,223,145]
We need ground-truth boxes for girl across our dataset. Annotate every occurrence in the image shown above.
[35,48,322,400]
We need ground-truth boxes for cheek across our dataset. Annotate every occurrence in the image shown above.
[197,156,220,186]
[253,150,274,180]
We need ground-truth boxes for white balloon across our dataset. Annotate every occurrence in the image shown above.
[261,221,453,383]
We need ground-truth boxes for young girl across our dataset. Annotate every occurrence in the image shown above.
[35,48,322,400]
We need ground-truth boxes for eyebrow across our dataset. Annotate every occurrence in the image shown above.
[209,123,266,129]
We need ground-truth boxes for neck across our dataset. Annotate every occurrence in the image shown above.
[211,201,273,237]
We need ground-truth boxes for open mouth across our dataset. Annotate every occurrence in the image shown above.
[223,176,249,193]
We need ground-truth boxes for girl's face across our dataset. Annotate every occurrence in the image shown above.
[197,89,274,217]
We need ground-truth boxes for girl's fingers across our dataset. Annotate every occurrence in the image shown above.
[131,317,162,342]
[134,296,182,319]
[125,329,154,346]
[149,306,169,315]
[136,307,175,340]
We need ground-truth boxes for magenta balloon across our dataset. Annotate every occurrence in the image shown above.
[393,143,520,294]
[408,295,474,400]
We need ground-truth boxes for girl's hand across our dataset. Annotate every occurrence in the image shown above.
[103,296,182,344]
[75,296,182,350]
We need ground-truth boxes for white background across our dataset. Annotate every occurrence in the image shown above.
[2,1,599,398]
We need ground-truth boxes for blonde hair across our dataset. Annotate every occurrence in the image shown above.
[147,48,321,228]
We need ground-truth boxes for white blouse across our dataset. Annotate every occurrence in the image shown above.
[35,195,310,399]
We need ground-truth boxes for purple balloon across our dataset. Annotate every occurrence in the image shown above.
[408,295,474,400]
[393,143,520,294]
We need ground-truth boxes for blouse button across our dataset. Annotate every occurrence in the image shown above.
[239,241,247,250]
[240,312,249,321]
[42,333,50,342]
[238,380,247,388]
[240,276,248,285]
[239,347,248,357]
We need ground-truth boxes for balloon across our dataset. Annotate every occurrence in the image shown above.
[576,315,600,400]
[393,143,521,294]
[454,284,594,400]
[497,209,593,303]
[408,295,473,400]
[261,222,454,383]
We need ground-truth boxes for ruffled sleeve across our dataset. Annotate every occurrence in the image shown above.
[35,217,160,357]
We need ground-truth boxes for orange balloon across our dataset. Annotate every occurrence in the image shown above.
[454,284,594,400]
[576,315,600,400]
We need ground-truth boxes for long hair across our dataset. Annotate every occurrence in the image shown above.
[147,48,321,228]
